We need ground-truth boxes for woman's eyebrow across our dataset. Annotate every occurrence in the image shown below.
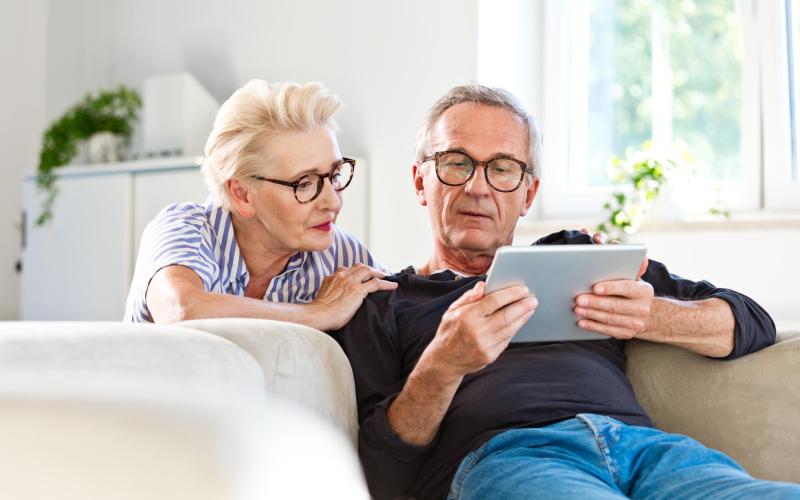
[290,159,343,179]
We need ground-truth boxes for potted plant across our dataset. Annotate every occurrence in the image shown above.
[36,85,142,225]
[597,141,730,241]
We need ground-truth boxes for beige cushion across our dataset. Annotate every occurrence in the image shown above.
[0,321,265,395]
[180,318,359,445]
[0,320,369,499]
[626,330,800,483]
[0,393,369,500]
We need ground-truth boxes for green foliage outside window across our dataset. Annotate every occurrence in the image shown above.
[587,0,742,185]
[36,85,141,225]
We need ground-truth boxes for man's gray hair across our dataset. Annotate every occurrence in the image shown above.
[414,84,542,179]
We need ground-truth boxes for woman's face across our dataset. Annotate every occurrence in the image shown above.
[248,125,346,252]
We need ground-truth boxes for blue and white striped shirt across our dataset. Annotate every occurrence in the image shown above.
[124,197,384,323]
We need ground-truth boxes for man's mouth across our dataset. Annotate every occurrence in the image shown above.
[459,210,492,219]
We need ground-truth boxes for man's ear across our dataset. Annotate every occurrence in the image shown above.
[519,177,540,217]
[412,163,427,206]
[226,179,256,217]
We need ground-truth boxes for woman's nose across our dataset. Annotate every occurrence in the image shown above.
[316,177,342,212]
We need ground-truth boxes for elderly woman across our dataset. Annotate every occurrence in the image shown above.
[124,80,396,330]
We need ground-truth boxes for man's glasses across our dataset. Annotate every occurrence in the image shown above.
[252,158,356,203]
[422,150,533,192]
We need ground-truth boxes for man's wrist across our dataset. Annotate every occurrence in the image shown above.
[415,344,464,388]
[641,297,673,340]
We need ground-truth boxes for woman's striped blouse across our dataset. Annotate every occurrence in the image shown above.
[124,198,383,323]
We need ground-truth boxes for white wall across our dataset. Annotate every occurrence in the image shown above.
[516,223,800,324]
[44,0,479,272]
[0,0,46,320]
[628,228,800,324]
[15,0,800,325]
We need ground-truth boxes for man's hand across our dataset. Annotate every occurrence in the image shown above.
[386,281,537,446]
[573,258,653,340]
[427,282,537,379]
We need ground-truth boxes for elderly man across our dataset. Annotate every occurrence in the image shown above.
[329,85,800,499]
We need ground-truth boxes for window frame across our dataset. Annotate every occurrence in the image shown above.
[516,0,800,221]
[760,0,800,209]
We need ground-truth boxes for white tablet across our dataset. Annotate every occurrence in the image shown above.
[484,244,648,342]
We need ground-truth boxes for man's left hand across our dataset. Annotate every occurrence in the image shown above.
[573,259,653,340]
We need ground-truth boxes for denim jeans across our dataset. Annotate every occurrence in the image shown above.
[447,414,800,499]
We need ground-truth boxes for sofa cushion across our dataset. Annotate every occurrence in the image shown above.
[626,332,800,483]
[0,321,265,396]
[0,389,369,500]
[180,318,359,445]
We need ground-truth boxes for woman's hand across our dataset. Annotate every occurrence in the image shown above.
[580,227,617,244]
[310,264,398,331]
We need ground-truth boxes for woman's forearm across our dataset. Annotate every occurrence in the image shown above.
[146,266,327,329]
[176,290,327,329]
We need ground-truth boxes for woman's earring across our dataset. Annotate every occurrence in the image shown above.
[248,210,256,216]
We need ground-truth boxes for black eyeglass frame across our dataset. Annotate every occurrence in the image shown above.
[252,157,356,203]
[422,150,535,193]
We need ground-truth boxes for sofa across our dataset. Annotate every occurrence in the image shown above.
[0,319,798,499]
[0,320,368,500]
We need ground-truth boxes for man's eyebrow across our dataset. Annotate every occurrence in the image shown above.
[445,147,516,159]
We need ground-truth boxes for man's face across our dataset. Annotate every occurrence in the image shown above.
[413,103,539,256]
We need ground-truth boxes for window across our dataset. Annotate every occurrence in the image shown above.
[761,0,800,209]
[789,0,800,181]
[478,0,800,218]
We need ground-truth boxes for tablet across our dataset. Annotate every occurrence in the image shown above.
[484,244,647,342]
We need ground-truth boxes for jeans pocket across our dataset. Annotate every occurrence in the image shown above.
[447,442,491,500]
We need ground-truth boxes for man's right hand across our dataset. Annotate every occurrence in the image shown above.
[427,281,537,379]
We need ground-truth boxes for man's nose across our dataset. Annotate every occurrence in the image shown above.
[464,165,492,196]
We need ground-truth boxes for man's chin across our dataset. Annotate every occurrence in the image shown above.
[446,230,502,255]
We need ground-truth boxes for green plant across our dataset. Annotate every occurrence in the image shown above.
[597,141,731,241]
[36,85,142,225]
[597,141,681,241]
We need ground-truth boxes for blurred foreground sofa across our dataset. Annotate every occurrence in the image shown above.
[0,319,797,499]
[0,320,367,500]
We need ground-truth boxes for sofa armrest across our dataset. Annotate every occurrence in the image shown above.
[179,318,358,445]
[625,328,800,483]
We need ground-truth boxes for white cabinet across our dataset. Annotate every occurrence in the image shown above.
[21,159,208,320]
[20,157,370,320]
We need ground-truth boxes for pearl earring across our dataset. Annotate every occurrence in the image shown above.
[248,210,255,216]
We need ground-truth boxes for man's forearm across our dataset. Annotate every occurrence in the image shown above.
[641,297,735,357]
[386,350,463,446]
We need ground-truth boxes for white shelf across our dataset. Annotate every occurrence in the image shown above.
[25,156,199,180]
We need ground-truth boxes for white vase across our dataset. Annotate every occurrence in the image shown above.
[650,183,684,221]
[86,132,124,164]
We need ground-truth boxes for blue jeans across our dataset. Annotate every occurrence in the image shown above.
[447,414,800,499]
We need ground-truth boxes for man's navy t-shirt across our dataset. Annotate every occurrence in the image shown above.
[328,231,775,500]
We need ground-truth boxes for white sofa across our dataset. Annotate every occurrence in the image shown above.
[0,319,798,499]
[0,320,367,500]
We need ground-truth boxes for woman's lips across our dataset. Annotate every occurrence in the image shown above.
[312,221,333,231]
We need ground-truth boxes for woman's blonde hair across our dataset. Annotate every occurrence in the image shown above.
[199,80,342,209]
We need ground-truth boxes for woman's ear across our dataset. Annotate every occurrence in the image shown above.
[226,179,256,217]
[412,163,427,206]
